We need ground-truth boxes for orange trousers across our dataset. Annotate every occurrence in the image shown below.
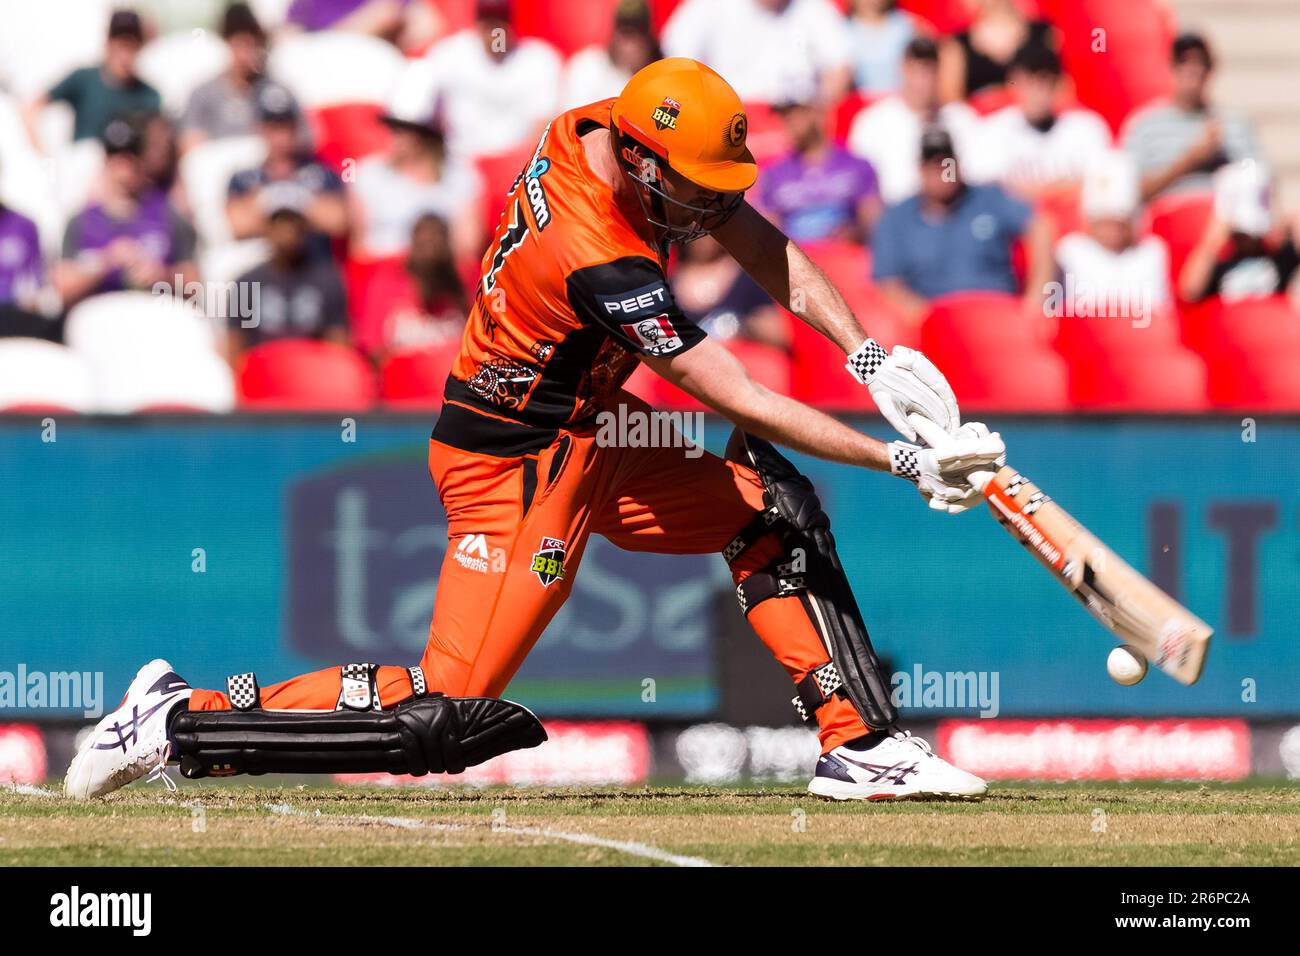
[189,395,870,752]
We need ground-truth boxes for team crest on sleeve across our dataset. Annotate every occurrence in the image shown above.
[531,536,568,586]
[620,315,683,355]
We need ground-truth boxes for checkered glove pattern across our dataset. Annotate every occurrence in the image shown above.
[844,338,889,385]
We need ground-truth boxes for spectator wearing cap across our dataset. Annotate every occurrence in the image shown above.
[226,84,349,253]
[561,0,661,109]
[844,0,918,95]
[938,0,1056,104]
[871,126,1054,323]
[409,0,562,159]
[54,118,198,308]
[847,38,980,204]
[24,9,161,144]
[349,91,483,265]
[179,3,308,153]
[358,213,469,357]
[967,44,1111,197]
[1178,160,1298,304]
[226,182,350,360]
[1055,151,1170,317]
[759,97,880,244]
[663,0,852,105]
[1122,32,1259,202]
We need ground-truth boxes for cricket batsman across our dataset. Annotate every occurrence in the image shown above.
[68,58,1006,801]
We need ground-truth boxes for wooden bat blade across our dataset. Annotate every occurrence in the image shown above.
[981,465,1212,685]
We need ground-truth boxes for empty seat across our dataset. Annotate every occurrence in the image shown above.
[180,135,267,247]
[1141,191,1214,289]
[0,339,95,413]
[1205,345,1300,411]
[379,344,460,409]
[1067,345,1208,411]
[514,0,622,55]
[310,102,392,172]
[1181,296,1300,356]
[921,292,1052,354]
[930,344,1072,412]
[237,339,377,410]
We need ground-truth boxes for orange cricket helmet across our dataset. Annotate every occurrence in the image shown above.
[610,57,757,243]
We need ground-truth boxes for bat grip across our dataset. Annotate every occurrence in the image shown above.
[905,413,997,494]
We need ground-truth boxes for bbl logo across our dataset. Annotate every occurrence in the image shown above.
[652,96,681,131]
[531,536,568,586]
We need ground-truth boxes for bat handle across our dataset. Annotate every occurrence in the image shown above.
[905,413,998,495]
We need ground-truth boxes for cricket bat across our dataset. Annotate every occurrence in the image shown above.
[909,416,1212,684]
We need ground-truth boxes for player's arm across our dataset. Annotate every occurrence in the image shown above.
[713,201,867,353]
[712,201,959,441]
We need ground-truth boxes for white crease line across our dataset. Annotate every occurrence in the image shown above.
[4,783,60,798]
[265,802,717,867]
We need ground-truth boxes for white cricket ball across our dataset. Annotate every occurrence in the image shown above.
[1107,645,1148,686]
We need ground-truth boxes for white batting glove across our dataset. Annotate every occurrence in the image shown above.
[916,421,1008,513]
[846,339,961,441]
[888,421,1006,515]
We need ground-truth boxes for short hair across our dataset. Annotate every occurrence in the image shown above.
[107,9,144,42]
[1009,43,1061,77]
[1172,31,1214,69]
[221,3,265,41]
[903,36,939,64]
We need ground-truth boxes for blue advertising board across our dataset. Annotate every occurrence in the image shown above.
[0,415,1296,718]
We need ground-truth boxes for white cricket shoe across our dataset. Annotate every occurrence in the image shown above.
[808,730,987,800]
[64,659,192,800]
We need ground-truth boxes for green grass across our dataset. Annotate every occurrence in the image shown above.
[3,780,1298,866]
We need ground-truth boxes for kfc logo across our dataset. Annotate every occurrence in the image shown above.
[621,315,684,355]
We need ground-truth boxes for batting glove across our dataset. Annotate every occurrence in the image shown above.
[888,421,1006,515]
[846,339,961,441]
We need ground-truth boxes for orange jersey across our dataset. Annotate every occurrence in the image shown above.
[439,100,705,453]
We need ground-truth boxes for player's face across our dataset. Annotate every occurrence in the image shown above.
[658,166,744,241]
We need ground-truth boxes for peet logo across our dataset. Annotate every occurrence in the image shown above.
[50,886,152,936]
[531,537,568,586]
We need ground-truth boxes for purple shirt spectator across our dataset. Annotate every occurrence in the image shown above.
[287,0,407,31]
[759,146,879,244]
[62,189,196,296]
[0,207,43,306]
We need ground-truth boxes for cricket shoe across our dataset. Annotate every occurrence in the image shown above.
[64,659,192,800]
[808,730,987,800]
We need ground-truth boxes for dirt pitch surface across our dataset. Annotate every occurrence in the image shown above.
[3,781,1299,866]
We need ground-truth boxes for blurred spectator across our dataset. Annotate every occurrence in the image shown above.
[969,45,1111,196]
[845,0,917,95]
[179,3,308,153]
[759,99,879,244]
[226,84,348,253]
[0,194,56,341]
[848,38,979,204]
[227,183,349,358]
[871,126,1052,322]
[1179,160,1298,303]
[285,0,436,51]
[1055,152,1170,315]
[670,236,788,350]
[140,113,183,202]
[55,119,197,308]
[412,0,562,159]
[562,0,661,109]
[349,93,483,263]
[24,10,161,144]
[662,0,852,105]
[1123,33,1259,202]
[939,0,1055,103]
[359,213,469,356]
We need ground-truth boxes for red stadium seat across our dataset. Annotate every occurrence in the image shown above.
[831,89,877,145]
[1066,345,1208,411]
[379,344,461,409]
[309,103,392,173]
[1142,192,1215,290]
[1055,305,1182,354]
[237,340,378,411]
[921,292,1053,353]
[514,0,622,56]
[932,343,1072,412]
[740,102,792,165]
[476,142,535,235]
[1205,345,1300,411]
[1180,296,1300,356]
